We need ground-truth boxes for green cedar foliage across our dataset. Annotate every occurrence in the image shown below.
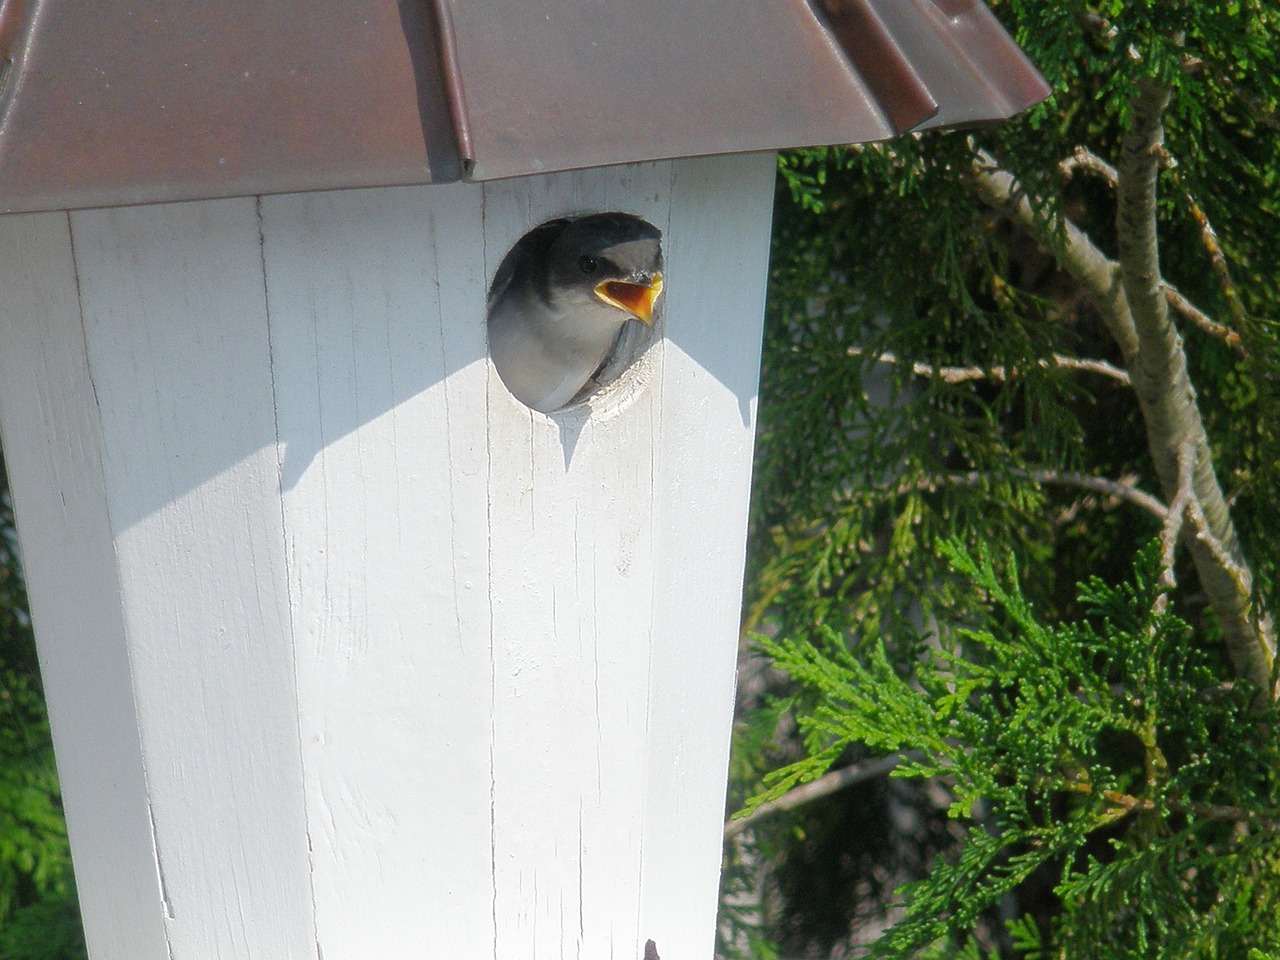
[0,468,85,960]
[752,0,1280,656]
[733,0,1280,955]
[750,541,1280,958]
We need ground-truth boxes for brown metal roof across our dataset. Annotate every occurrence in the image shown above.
[0,0,1049,213]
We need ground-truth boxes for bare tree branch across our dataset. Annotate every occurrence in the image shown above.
[967,110,1275,699]
[1060,147,1118,188]
[849,347,1131,387]
[1058,146,1242,353]
[968,148,1140,360]
[891,468,1168,521]
[725,754,910,839]
[1162,157,1252,336]
[1031,469,1169,521]
[1163,284,1244,353]
[1156,443,1195,613]
[1115,77,1275,696]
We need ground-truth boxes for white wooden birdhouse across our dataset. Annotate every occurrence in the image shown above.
[0,2,1046,958]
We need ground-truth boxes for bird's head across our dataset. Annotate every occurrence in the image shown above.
[545,213,664,325]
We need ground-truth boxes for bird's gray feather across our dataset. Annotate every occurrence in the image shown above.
[487,214,662,413]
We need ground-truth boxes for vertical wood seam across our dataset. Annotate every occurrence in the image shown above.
[67,208,178,960]
[481,182,501,960]
[256,194,324,960]
[630,160,674,952]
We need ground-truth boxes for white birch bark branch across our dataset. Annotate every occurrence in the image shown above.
[848,346,1131,387]
[1115,77,1274,696]
[965,82,1275,699]
[725,754,909,839]
[888,468,1167,521]
[1059,147,1243,352]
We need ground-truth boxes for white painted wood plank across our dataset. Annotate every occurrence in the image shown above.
[638,152,777,959]
[481,160,760,960]
[259,183,496,959]
[482,163,676,960]
[68,199,316,960]
[0,212,169,959]
[1,157,773,960]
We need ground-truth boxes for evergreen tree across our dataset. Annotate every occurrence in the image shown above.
[727,2,1280,956]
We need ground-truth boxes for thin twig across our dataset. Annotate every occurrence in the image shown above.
[725,754,910,839]
[891,468,1168,521]
[1102,789,1155,813]
[1072,781,1280,829]
[1162,156,1251,336]
[849,347,1131,387]
[1057,146,1242,353]
[1190,801,1280,827]
[1184,497,1253,602]
[1163,284,1244,353]
[1155,443,1195,609]
[1060,147,1119,188]
[1030,469,1169,519]
[1157,448,1192,583]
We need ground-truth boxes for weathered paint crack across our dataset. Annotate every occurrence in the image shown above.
[258,194,323,957]
[590,513,602,795]
[144,798,178,960]
[64,213,103,415]
[68,208,175,960]
[482,188,501,960]
[578,802,586,952]
[431,208,469,659]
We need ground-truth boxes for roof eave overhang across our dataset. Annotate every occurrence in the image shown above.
[0,0,1050,214]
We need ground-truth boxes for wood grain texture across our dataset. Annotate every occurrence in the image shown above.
[0,155,775,959]
[0,213,169,960]
[261,183,495,957]
[638,153,776,956]
[482,163,676,960]
[68,198,317,959]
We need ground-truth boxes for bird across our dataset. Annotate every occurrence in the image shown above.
[487,213,664,413]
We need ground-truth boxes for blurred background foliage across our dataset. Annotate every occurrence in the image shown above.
[0,457,83,960]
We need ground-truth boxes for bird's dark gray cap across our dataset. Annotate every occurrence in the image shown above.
[489,213,663,308]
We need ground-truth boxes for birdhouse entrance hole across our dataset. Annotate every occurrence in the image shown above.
[486,213,664,414]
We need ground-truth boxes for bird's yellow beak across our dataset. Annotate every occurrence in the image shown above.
[595,273,663,326]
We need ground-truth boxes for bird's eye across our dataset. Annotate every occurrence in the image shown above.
[578,255,599,275]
